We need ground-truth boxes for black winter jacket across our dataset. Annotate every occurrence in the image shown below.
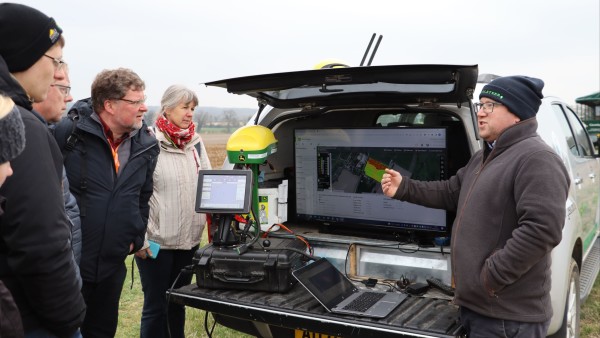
[32,114,82,273]
[62,167,82,266]
[54,99,159,283]
[0,197,24,338]
[0,56,86,337]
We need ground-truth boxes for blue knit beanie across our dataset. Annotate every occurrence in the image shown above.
[479,76,544,121]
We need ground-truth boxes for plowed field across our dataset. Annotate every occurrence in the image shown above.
[202,133,229,168]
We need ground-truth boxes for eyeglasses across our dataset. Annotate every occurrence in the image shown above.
[475,102,503,113]
[116,96,147,107]
[51,84,71,97]
[43,54,66,71]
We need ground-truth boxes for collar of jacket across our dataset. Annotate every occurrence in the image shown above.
[30,109,49,126]
[484,118,539,161]
[0,55,32,110]
[69,99,158,153]
[156,131,200,152]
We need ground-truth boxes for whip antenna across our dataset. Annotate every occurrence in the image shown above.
[367,34,383,66]
[360,33,376,66]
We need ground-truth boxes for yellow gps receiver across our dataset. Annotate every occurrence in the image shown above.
[226,125,277,165]
[312,58,350,70]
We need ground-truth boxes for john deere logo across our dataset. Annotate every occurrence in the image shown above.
[481,89,504,99]
[238,154,246,162]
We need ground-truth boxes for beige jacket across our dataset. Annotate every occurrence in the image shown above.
[145,131,212,250]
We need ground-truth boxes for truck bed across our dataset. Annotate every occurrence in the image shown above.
[168,281,465,338]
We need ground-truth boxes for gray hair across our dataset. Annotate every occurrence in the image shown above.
[160,85,198,113]
[91,68,145,112]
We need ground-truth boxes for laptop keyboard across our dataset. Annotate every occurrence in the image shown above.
[342,292,385,312]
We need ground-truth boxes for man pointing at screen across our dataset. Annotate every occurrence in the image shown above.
[381,75,569,338]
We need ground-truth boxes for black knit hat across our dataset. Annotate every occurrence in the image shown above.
[479,75,545,121]
[0,3,63,72]
[0,95,25,164]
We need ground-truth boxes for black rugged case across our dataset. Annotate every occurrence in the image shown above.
[193,237,306,293]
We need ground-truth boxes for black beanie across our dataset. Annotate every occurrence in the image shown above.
[479,75,544,121]
[0,95,25,164]
[0,3,63,72]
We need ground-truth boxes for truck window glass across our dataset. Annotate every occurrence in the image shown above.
[564,106,594,156]
[552,104,579,156]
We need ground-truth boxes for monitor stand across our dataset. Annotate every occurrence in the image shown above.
[212,214,241,246]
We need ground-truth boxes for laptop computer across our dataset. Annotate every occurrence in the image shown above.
[292,258,407,318]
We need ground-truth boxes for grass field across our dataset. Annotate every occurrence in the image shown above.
[114,134,600,337]
[116,250,252,338]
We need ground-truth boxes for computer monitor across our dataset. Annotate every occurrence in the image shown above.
[294,127,448,238]
[195,169,253,214]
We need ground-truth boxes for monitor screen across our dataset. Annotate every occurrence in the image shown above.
[294,128,448,236]
[196,170,253,214]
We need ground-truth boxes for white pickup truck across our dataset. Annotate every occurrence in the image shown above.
[170,64,600,337]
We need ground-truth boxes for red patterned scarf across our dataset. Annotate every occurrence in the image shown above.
[155,114,195,149]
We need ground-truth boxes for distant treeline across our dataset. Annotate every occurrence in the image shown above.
[63,103,256,132]
[145,106,255,132]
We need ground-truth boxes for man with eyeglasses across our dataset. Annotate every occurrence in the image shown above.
[54,68,159,338]
[0,3,86,338]
[33,66,72,123]
[33,65,82,272]
[381,76,569,337]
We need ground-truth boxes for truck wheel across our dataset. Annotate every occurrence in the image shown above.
[549,259,580,338]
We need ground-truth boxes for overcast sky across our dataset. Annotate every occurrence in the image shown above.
[15,0,600,109]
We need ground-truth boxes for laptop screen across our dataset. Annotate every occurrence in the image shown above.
[293,258,357,309]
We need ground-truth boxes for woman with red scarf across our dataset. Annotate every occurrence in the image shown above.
[134,85,211,338]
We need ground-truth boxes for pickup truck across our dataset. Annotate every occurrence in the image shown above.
[169,64,600,337]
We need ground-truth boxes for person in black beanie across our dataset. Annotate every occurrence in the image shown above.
[0,3,86,338]
[0,2,64,102]
[382,75,569,337]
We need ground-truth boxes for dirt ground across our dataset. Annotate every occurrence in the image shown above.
[201,133,229,168]
[200,133,231,145]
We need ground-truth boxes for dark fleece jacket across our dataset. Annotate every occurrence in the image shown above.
[394,118,569,322]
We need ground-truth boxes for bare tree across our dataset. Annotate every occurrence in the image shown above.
[222,109,239,132]
[194,109,212,130]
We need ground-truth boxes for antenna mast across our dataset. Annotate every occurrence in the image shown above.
[360,33,383,66]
